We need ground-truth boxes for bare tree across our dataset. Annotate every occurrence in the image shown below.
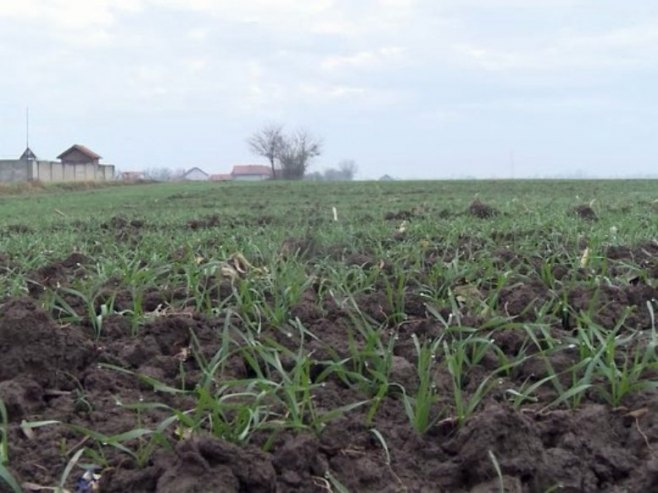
[304,171,324,181]
[278,130,322,180]
[144,167,172,182]
[248,124,285,179]
[313,160,357,181]
[338,160,358,180]
[171,168,187,181]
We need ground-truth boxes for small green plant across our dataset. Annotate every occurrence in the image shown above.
[596,328,658,407]
[381,265,409,324]
[442,338,499,426]
[1,403,42,493]
[62,405,177,471]
[342,305,396,423]
[400,334,442,434]
[0,399,9,466]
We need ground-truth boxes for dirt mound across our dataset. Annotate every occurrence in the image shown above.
[280,237,318,259]
[443,404,546,489]
[101,216,146,243]
[384,210,414,220]
[568,283,658,330]
[0,298,93,388]
[102,216,145,230]
[187,214,221,229]
[344,253,377,269]
[27,252,92,295]
[160,437,276,492]
[5,223,33,234]
[571,204,598,221]
[425,402,658,492]
[606,242,658,263]
[528,404,656,492]
[468,199,499,219]
[0,252,12,270]
[498,281,551,320]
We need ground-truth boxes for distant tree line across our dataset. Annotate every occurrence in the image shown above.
[141,168,186,181]
[124,124,354,183]
[305,160,358,181]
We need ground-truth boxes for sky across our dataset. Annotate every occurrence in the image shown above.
[0,0,656,179]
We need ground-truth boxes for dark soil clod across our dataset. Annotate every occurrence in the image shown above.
[384,210,414,220]
[0,298,93,388]
[5,224,33,234]
[468,199,499,219]
[571,204,598,221]
[27,252,92,296]
[187,214,221,229]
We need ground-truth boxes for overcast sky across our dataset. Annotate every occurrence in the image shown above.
[0,1,656,179]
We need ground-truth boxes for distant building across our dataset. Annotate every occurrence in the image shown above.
[183,167,209,181]
[210,173,233,182]
[19,147,37,162]
[0,144,114,183]
[58,144,101,165]
[231,164,273,181]
[120,171,145,181]
[379,174,394,181]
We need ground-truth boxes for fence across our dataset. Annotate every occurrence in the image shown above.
[0,160,115,182]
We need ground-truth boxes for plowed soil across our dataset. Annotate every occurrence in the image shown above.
[2,241,658,493]
[2,178,658,493]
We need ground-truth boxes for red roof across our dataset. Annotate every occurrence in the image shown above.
[231,165,273,177]
[210,174,233,181]
[57,144,102,160]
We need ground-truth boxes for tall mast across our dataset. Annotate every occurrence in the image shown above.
[26,106,29,148]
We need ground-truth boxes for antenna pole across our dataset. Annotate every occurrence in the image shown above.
[26,106,29,148]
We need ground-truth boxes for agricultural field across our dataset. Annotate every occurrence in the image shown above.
[1,179,658,492]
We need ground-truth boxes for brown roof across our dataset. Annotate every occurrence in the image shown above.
[210,174,233,181]
[231,165,273,176]
[57,144,102,160]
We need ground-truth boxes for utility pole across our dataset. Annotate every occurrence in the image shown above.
[26,107,29,148]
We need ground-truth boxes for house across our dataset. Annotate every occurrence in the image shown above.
[231,165,273,181]
[183,167,209,181]
[379,174,394,181]
[58,144,102,165]
[120,171,145,181]
[210,173,233,182]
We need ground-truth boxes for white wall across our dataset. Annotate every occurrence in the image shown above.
[0,160,114,182]
[185,169,209,181]
[233,174,269,181]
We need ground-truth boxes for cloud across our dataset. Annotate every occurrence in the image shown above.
[152,0,336,29]
[455,25,658,74]
[1,0,657,177]
[321,47,406,72]
[0,0,141,30]
[455,95,626,114]
[300,83,367,99]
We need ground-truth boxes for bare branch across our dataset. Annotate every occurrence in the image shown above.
[247,124,285,178]
[278,129,322,179]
